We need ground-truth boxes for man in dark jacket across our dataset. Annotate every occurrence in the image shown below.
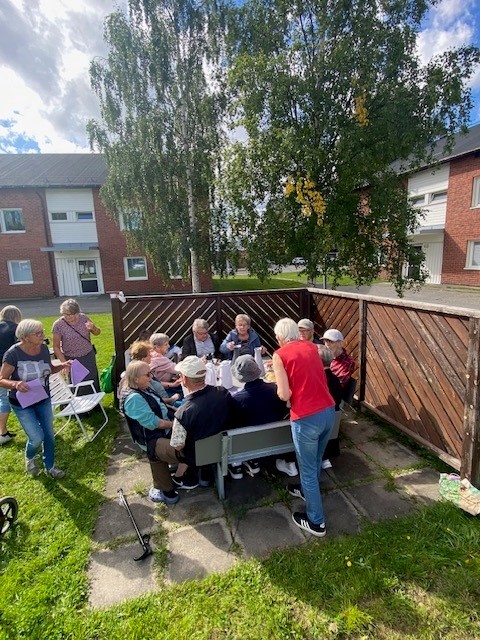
[181,318,221,360]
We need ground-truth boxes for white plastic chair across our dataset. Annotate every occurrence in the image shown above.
[50,373,108,441]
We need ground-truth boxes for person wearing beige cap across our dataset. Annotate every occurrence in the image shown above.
[166,356,244,490]
[297,319,321,344]
[321,329,355,387]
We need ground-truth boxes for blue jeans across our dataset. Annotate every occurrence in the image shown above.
[12,398,55,470]
[291,406,335,525]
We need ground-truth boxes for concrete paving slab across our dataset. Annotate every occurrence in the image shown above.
[323,490,361,537]
[164,488,225,528]
[88,543,156,608]
[108,435,142,465]
[340,417,381,444]
[234,503,306,556]
[356,439,423,471]
[223,474,279,509]
[395,468,441,506]
[165,518,237,583]
[93,495,156,543]
[346,479,418,523]
[326,449,382,485]
[104,459,153,498]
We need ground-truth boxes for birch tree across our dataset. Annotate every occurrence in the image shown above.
[88,0,225,291]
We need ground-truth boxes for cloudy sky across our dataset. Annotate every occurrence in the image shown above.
[0,0,479,154]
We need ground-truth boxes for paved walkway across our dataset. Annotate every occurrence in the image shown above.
[2,282,480,318]
[87,409,441,609]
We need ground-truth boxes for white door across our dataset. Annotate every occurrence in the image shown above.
[55,257,81,297]
[55,253,104,296]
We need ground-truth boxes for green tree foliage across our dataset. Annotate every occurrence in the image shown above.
[223,0,480,292]
[87,0,226,291]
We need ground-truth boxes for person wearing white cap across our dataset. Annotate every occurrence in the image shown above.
[230,355,288,479]
[273,318,335,538]
[321,329,355,388]
[297,319,321,344]
[167,356,244,490]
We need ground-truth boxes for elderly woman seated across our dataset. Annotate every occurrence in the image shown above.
[149,333,182,393]
[118,341,182,410]
[119,360,181,504]
[220,313,266,360]
[181,318,221,360]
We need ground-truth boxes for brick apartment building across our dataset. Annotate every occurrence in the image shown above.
[406,123,480,286]
[0,154,211,300]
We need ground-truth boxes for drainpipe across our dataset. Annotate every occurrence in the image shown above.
[35,189,57,296]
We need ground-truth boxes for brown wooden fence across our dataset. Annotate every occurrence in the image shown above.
[110,288,480,487]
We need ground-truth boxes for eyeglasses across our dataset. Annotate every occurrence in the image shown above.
[33,331,45,337]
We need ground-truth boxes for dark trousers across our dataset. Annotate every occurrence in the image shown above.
[149,438,182,491]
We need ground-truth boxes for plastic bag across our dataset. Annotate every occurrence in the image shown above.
[100,354,116,393]
[439,473,480,515]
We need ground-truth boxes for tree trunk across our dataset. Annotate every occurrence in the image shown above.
[186,165,201,293]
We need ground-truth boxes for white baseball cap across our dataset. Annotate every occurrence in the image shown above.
[322,329,344,342]
[175,356,207,378]
[297,318,314,330]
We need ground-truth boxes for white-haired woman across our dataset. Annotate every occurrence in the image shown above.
[0,319,71,477]
[149,333,182,393]
[0,305,22,444]
[273,317,335,537]
[52,298,101,393]
[181,318,221,360]
[220,313,265,360]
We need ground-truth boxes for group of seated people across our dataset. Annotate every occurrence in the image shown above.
[119,313,355,504]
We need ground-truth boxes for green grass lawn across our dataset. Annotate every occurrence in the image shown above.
[212,271,357,291]
[1,312,480,639]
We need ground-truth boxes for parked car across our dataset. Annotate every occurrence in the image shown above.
[292,257,306,267]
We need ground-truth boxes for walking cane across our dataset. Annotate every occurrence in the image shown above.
[117,488,152,561]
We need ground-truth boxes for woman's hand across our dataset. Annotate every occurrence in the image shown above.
[85,320,100,335]
[227,341,235,351]
[15,380,28,393]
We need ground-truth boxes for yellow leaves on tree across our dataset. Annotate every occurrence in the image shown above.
[284,175,326,225]
[354,90,369,126]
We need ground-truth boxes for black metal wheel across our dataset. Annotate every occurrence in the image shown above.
[0,497,18,536]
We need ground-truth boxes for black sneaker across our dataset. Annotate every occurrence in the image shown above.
[292,512,326,537]
[243,459,260,476]
[228,464,243,480]
[172,469,199,490]
[286,483,305,501]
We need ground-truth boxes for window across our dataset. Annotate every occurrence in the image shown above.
[8,260,33,284]
[50,211,67,221]
[119,209,142,231]
[76,211,94,221]
[466,241,480,269]
[409,195,425,207]
[429,190,447,203]
[472,177,480,208]
[124,257,148,280]
[0,209,25,232]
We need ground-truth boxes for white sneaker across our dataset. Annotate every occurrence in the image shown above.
[0,431,15,445]
[321,459,332,470]
[148,487,164,502]
[276,459,298,477]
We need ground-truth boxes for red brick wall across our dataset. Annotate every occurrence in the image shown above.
[442,154,480,286]
[93,190,212,294]
[0,189,56,299]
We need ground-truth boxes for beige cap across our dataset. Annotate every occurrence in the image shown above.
[175,356,207,378]
[322,329,344,342]
[298,318,314,330]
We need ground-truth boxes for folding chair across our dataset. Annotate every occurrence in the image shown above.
[50,373,108,441]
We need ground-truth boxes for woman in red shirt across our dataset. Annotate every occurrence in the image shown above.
[273,318,335,537]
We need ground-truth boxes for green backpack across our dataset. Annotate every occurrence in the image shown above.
[100,354,116,393]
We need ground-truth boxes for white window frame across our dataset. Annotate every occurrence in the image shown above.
[75,211,94,221]
[124,257,148,280]
[472,177,480,208]
[0,208,25,233]
[7,260,33,284]
[409,195,426,207]
[429,190,447,204]
[50,211,68,222]
[465,240,480,269]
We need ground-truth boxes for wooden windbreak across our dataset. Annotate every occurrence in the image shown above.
[111,287,480,486]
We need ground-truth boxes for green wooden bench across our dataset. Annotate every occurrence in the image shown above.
[195,411,342,499]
